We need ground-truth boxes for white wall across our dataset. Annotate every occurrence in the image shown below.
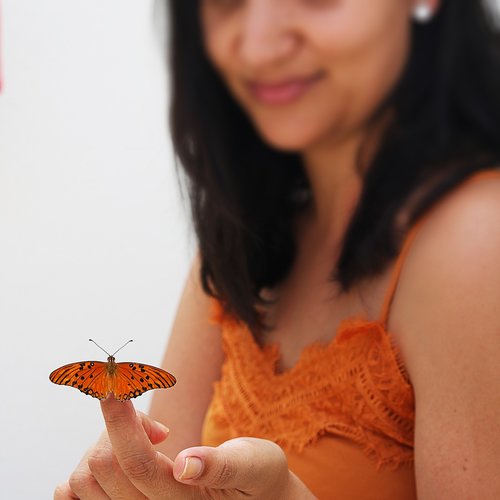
[0,1,193,498]
[2,1,500,499]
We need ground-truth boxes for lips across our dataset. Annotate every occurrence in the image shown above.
[246,72,325,105]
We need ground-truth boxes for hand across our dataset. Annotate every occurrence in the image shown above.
[54,395,315,499]
[54,405,170,500]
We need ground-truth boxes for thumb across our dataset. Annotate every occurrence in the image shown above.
[173,437,289,492]
[137,410,169,445]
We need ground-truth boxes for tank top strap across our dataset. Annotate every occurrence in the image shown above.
[379,167,500,326]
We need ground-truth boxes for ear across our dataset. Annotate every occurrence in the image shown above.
[411,0,441,23]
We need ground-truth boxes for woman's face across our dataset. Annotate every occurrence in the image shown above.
[200,0,421,152]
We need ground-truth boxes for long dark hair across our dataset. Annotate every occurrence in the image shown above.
[168,0,500,333]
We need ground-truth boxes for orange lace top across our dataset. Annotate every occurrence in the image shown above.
[201,169,500,499]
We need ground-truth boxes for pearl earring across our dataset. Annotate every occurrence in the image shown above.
[413,2,433,23]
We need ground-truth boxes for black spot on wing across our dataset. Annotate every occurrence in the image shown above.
[49,361,107,399]
[114,364,144,401]
[114,362,175,401]
[148,365,177,388]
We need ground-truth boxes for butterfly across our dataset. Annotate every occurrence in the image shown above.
[49,339,176,401]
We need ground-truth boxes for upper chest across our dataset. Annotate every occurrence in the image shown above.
[260,240,397,373]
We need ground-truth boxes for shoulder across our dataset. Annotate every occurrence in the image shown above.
[394,171,500,299]
[388,171,500,496]
[416,170,500,245]
[406,169,500,250]
[390,169,500,375]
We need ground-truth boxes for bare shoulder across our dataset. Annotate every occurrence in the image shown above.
[388,172,500,498]
[392,173,500,329]
[390,170,500,387]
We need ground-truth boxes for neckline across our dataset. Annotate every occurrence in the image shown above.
[222,313,411,386]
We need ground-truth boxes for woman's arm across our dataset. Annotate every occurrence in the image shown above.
[149,254,225,458]
[388,176,500,499]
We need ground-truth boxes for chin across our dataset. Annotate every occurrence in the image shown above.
[254,122,323,153]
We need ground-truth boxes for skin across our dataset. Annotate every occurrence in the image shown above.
[56,0,500,497]
[55,396,311,499]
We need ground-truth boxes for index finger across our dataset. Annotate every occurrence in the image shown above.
[100,395,180,498]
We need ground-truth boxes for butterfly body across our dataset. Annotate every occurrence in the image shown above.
[49,355,176,401]
[106,356,118,376]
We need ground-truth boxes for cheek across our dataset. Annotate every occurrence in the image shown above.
[199,5,237,78]
[199,0,412,151]
[309,7,411,121]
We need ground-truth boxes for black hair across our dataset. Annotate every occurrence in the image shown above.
[168,0,500,333]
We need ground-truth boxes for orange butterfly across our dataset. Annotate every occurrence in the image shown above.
[49,339,176,401]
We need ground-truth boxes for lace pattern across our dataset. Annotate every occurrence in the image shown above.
[208,302,415,470]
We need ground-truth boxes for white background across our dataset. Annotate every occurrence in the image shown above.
[0,1,193,498]
[1,1,500,499]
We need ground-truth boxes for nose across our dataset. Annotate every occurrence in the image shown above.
[237,0,298,70]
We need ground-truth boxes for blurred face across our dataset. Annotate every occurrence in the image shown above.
[200,0,417,152]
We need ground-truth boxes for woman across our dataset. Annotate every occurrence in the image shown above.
[56,0,500,498]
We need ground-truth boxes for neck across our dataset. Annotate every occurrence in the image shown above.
[300,122,384,243]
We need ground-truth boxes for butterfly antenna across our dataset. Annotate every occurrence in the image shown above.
[111,339,134,357]
[88,339,111,357]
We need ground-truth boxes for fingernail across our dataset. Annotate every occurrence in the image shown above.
[154,421,170,434]
[179,456,203,480]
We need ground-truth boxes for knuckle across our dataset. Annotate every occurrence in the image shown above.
[262,441,289,488]
[53,483,68,499]
[268,440,288,464]
[87,446,114,475]
[68,468,97,495]
[213,456,236,486]
[121,452,157,482]
[261,440,288,477]
[247,437,287,463]
[103,408,128,429]
[236,438,288,485]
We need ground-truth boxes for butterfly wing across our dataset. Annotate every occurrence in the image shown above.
[49,361,109,399]
[112,362,177,401]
